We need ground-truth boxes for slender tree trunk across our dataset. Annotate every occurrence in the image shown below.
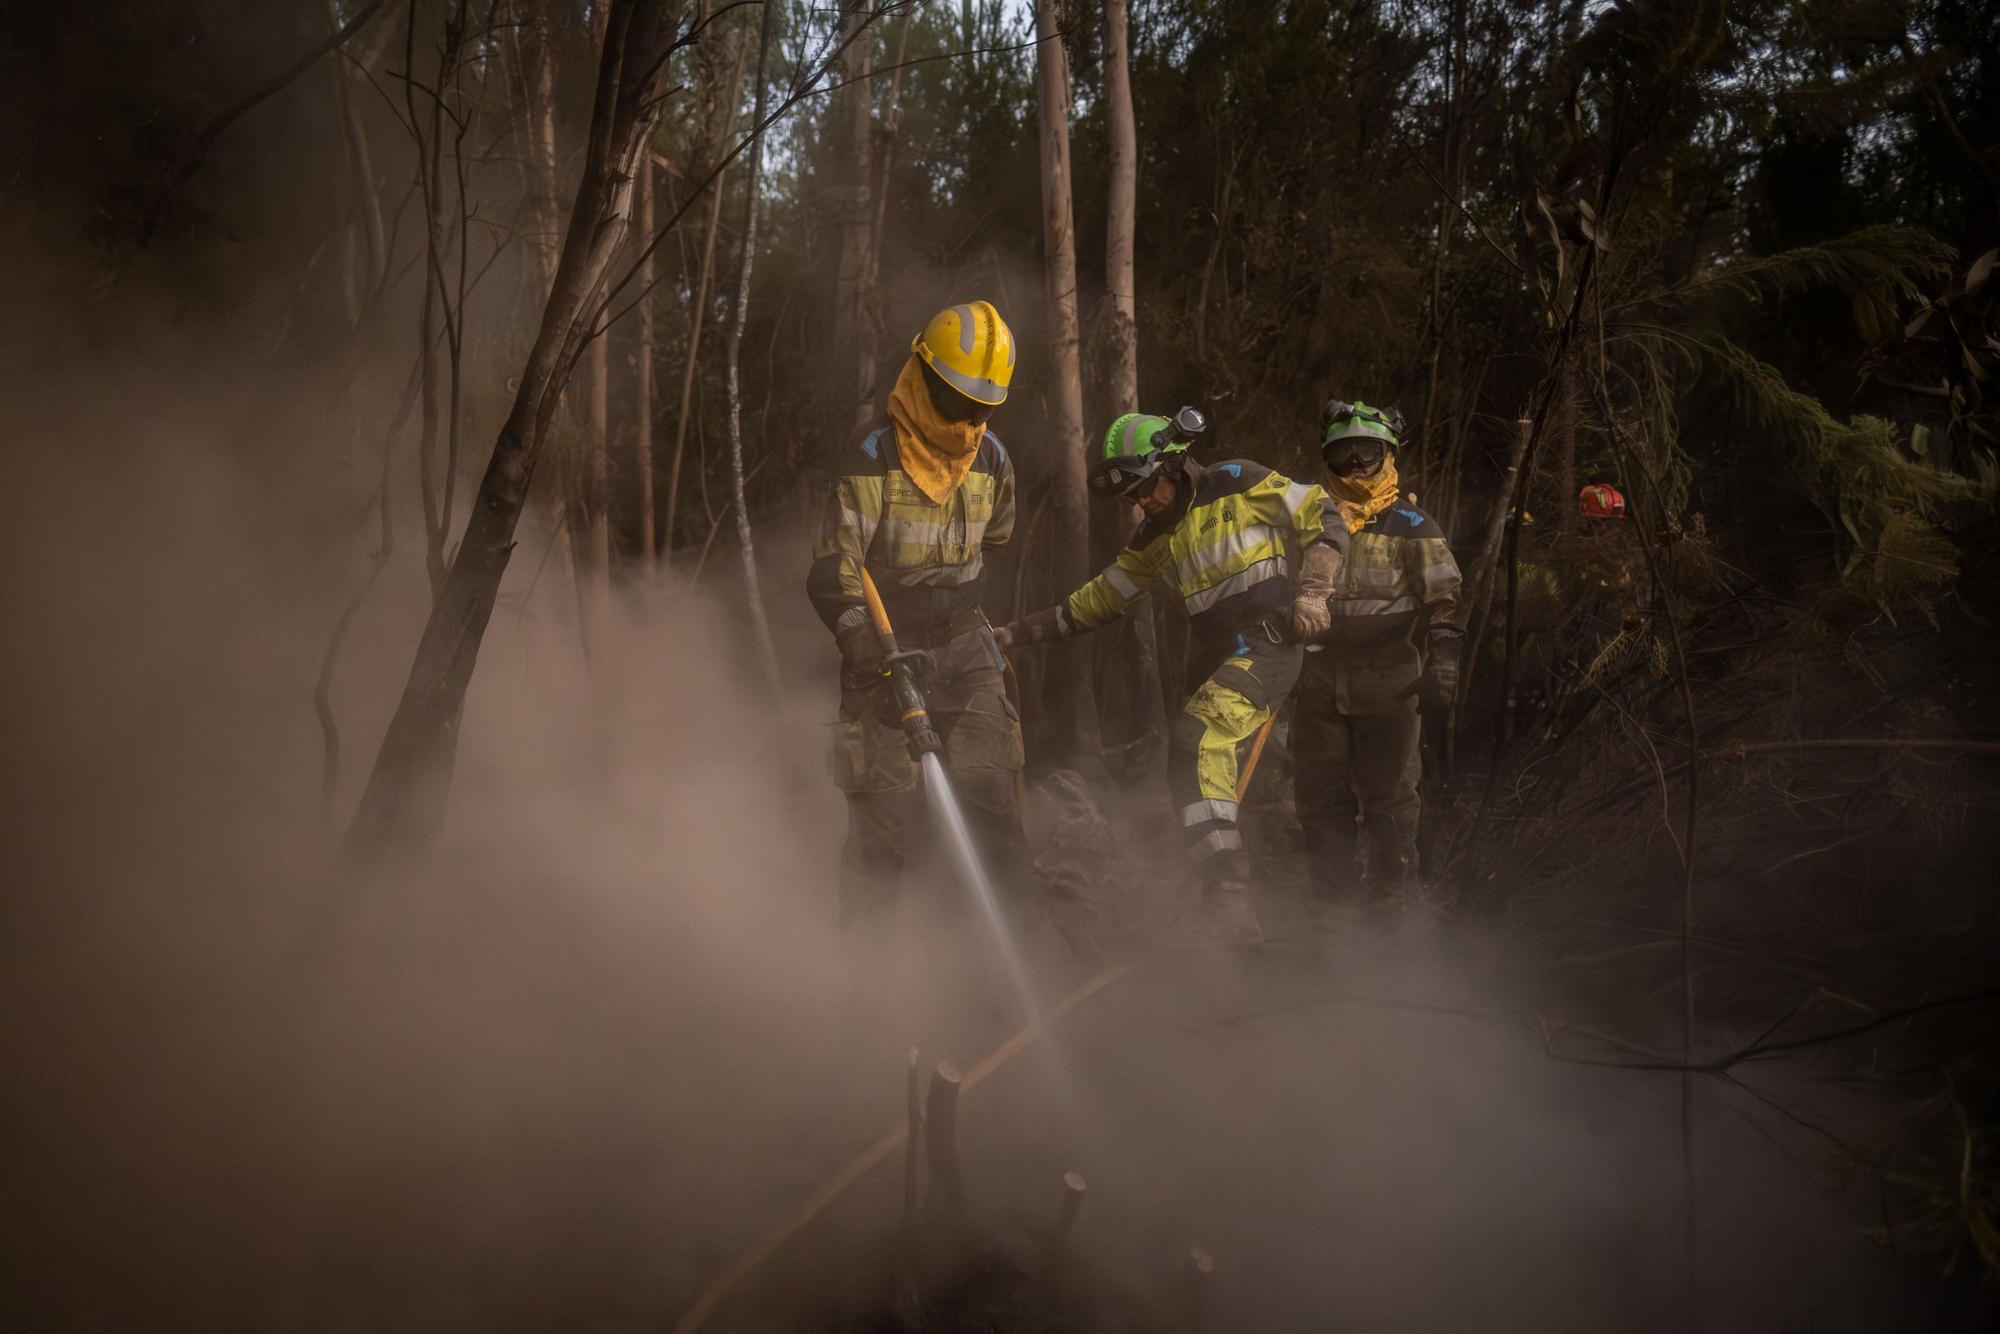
[663,32,746,555]
[590,334,612,571]
[316,11,398,821]
[1103,0,1137,417]
[405,0,463,604]
[726,0,786,705]
[568,0,619,646]
[572,0,619,633]
[832,1,879,432]
[636,156,657,575]
[1414,0,1465,502]
[869,14,913,266]
[1034,0,1096,759]
[345,0,683,865]
[1193,149,1239,373]
[1415,201,1451,502]
[663,175,728,554]
[327,0,384,326]
[503,2,581,612]
[507,2,562,280]
[1550,360,1578,535]
[1090,0,1162,767]
[1456,415,1532,708]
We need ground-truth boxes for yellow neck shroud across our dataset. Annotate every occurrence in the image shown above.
[1325,455,1402,531]
[887,355,986,504]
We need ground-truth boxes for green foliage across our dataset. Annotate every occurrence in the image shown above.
[1703,337,1978,613]
[1662,224,1959,308]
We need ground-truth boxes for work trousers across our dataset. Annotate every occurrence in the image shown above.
[1293,638,1422,899]
[1169,622,1302,882]
[826,619,1027,921]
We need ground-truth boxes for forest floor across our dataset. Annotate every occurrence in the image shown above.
[673,764,2000,1333]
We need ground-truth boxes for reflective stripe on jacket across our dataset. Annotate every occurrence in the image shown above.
[1064,459,1345,637]
[1321,500,1463,651]
[807,425,1015,632]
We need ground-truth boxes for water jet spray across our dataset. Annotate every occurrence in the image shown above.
[858,570,1038,1016]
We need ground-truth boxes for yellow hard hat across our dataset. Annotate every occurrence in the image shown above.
[912,300,1016,406]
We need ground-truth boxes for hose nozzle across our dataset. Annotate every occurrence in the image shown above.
[883,649,943,758]
[860,570,944,760]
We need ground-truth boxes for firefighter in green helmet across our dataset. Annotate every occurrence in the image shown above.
[997,408,1349,944]
[1290,399,1465,914]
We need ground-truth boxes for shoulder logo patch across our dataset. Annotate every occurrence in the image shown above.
[1394,507,1424,526]
[1213,463,1242,478]
[860,429,884,461]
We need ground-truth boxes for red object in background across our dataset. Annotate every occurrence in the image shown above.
[1579,483,1627,519]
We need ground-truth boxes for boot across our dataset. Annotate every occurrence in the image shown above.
[1172,852,1265,947]
[1375,855,1446,920]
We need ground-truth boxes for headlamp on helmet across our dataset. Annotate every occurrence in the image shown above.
[1087,405,1207,500]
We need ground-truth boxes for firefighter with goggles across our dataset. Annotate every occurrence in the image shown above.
[996,408,1349,944]
[807,300,1029,923]
[1291,399,1464,915]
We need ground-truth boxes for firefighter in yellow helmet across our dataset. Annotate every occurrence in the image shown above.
[997,408,1349,944]
[806,301,1027,922]
[1291,399,1464,915]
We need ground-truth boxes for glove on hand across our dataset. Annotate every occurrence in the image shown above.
[1421,632,1461,710]
[835,619,885,677]
[1418,672,1454,712]
[1291,593,1333,642]
[997,605,1067,652]
[1290,540,1343,642]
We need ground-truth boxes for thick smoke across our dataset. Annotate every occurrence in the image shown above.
[0,27,1987,1331]
[2,310,1981,1332]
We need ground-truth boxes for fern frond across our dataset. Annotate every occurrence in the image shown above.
[1702,337,1976,609]
[1651,225,1956,308]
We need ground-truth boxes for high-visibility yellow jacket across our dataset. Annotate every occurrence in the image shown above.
[807,424,1015,635]
[1059,459,1345,646]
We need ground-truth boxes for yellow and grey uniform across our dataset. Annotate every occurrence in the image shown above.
[1042,458,1345,867]
[1294,498,1463,897]
[807,425,1024,919]
[808,424,1015,635]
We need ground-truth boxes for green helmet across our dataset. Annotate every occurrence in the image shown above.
[1320,399,1403,451]
[1087,406,1207,499]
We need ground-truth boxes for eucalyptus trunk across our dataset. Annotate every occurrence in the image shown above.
[1091,0,1163,769]
[1033,0,1097,759]
[725,0,786,706]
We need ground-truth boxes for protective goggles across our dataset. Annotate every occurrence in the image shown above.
[1088,457,1162,500]
[1322,437,1388,475]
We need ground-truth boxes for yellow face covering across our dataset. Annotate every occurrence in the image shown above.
[887,355,986,505]
[1325,454,1402,531]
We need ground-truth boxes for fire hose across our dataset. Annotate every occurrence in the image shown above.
[859,568,943,760]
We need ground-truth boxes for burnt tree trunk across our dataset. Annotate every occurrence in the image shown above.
[344,0,682,866]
